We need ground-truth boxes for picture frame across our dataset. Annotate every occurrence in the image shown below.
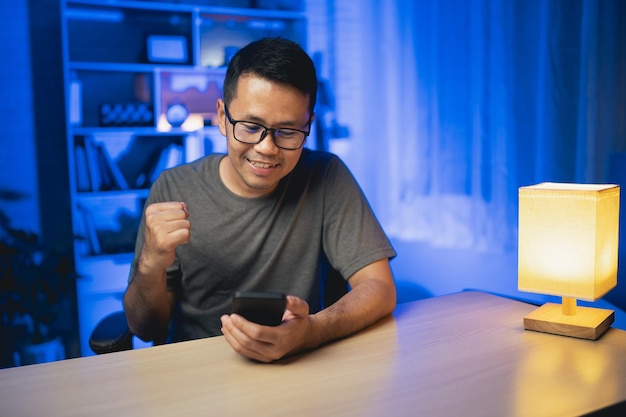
[147,35,188,63]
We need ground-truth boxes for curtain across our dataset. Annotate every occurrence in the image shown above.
[330,0,626,251]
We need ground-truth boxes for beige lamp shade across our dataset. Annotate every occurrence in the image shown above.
[518,182,620,302]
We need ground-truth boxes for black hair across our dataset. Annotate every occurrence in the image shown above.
[223,37,317,114]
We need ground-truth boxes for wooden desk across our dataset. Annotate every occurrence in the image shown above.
[1,291,625,416]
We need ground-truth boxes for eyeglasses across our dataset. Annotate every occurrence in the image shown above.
[224,106,310,150]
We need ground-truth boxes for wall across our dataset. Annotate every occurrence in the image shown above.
[0,1,40,234]
[309,0,626,327]
[0,0,80,362]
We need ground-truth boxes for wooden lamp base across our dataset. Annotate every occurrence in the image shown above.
[523,302,614,340]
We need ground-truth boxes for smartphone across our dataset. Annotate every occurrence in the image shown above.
[231,291,287,326]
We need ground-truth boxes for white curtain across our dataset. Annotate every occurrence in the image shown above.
[327,0,626,251]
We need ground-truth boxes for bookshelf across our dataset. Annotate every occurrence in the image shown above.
[62,0,307,356]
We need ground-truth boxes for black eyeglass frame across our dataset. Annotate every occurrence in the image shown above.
[224,105,311,150]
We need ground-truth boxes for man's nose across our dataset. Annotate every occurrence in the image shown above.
[254,129,280,153]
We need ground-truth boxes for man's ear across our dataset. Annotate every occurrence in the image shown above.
[216,98,227,137]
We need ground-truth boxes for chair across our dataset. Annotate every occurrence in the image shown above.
[89,268,348,354]
[89,310,134,354]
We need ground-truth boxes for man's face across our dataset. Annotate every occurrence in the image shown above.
[217,75,313,198]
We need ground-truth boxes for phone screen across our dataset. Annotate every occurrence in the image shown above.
[231,291,286,326]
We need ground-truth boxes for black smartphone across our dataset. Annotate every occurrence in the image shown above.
[231,291,287,326]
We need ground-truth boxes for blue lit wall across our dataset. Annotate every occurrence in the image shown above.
[310,0,626,319]
[0,2,39,235]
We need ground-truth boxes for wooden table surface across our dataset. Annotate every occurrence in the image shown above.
[1,291,625,417]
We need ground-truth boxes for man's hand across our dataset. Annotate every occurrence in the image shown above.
[220,295,315,363]
[139,201,190,274]
[220,259,396,363]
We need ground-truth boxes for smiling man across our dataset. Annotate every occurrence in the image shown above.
[123,38,396,362]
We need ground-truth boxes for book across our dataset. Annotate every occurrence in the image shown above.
[74,143,91,192]
[97,146,115,191]
[96,142,129,190]
[77,203,101,256]
[149,143,183,183]
[184,133,205,163]
[165,144,183,169]
[69,79,82,126]
[116,136,177,189]
[72,203,90,257]
[83,136,102,192]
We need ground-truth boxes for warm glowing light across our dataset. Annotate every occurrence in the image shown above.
[157,113,205,133]
[157,113,172,132]
[517,182,620,340]
[180,114,204,132]
[518,183,619,301]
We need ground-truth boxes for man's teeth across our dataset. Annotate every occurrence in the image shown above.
[250,160,277,169]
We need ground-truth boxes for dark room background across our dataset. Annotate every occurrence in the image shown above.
[1,0,625,365]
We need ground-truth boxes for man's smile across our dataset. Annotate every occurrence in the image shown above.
[247,158,280,170]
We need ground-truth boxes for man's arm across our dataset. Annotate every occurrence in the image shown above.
[124,265,175,342]
[123,201,190,342]
[305,258,396,347]
[220,258,396,362]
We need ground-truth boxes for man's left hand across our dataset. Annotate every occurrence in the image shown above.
[220,295,314,362]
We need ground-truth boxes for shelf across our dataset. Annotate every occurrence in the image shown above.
[76,189,150,200]
[71,125,220,136]
[198,12,305,66]
[66,1,306,68]
[69,70,155,128]
[69,67,226,130]
[63,0,307,357]
[66,0,305,18]
[72,133,190,192]
[74,193,146,257]
[66,5,194,66]
[69,62,193,72]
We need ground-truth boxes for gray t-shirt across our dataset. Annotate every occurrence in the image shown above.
[129,149,396,341]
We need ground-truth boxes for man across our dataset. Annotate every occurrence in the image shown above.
[124,38,396,363]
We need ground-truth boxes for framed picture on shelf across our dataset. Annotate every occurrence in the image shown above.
[147,35,188,64]
[157,68,225,131]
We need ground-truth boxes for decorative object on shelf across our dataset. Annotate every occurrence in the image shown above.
[69,78,82,126]
[518,182,620,340]
[0,207,79,367]
[146,35,188,64]
[165,103,189,128]
[99,103,154,127]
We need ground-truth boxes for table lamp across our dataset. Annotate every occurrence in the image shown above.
[518,182,620,340]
